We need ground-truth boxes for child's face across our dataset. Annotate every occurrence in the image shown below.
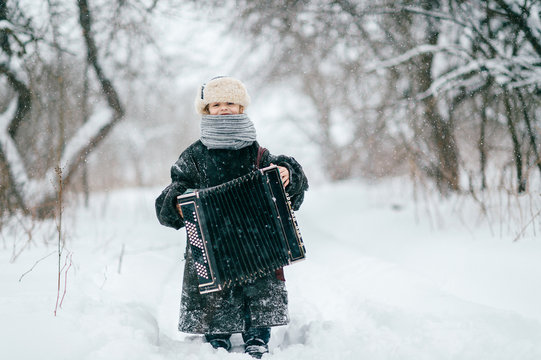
[208,102,242,115]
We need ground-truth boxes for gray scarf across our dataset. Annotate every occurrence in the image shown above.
[200,114,257,150]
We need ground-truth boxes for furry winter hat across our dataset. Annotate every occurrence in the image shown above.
[194,76,251,114]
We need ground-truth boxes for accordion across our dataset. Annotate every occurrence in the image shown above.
[177,165,306,294]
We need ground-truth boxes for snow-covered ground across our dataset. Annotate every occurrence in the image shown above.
[1,181,540,360]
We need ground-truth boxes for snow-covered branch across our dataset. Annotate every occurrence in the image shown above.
[416,57,539,99]
[0,99,29,189]
[364,44,473,73]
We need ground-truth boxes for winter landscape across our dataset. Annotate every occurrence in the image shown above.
[2,1,541,359]
[2,180,541,360]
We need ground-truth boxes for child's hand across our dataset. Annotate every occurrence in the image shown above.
[273,164,290,188]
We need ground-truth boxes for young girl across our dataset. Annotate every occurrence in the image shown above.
[155,76,308,358]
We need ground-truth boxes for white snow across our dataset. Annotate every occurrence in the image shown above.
[1,180,540,360]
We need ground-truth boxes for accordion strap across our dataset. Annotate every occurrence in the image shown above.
[256,146,267,169]
[256,145,286,282]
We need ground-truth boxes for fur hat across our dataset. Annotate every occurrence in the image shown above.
[194,76,251,114]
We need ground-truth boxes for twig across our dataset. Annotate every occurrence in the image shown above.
[59,252,73,309]
[54,251,70,316]
[18,250,56,282]
[513,207,541,242]
[54,166,64,316]
[10,214,36,262]
[117,243,125,274]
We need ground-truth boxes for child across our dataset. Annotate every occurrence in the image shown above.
[155,76,308,358]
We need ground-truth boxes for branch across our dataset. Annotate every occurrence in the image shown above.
[334,1,470,28]
[513,207,541,241]
[493,0,541,57]
[53,0,126,189]
[415,57,536,99]
[0,98,29,214]
[363,44,473,72]
[0,63,32,137]
[78,0,124,115]
[18,250,56,282]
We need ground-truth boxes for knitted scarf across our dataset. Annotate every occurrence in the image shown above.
[200,114,257,150]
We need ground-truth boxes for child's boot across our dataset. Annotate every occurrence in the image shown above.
[204,333,232,351]
[244,337,269,359]
[242,327,270,358]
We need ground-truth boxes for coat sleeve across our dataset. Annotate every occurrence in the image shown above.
[262,150,309,211]
[155,150,200,230]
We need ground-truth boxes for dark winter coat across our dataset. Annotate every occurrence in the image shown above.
[155,140,308,334]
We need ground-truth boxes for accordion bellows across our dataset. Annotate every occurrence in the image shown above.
[178,166,306,294]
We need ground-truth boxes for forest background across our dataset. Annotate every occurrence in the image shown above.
[1,0,540,239]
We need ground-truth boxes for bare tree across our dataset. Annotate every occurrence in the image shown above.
[0,0,124,218]
[204,0,541,195]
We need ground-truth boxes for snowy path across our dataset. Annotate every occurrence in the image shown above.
[1,183,540,360]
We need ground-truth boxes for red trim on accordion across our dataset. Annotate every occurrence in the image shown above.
[275,268,285,282]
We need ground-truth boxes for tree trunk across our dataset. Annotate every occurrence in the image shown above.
[479,95,488,190]
[516,90,541,177]
[415,0,460,194]
[503,91,525,193]
[82,59,90,207]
